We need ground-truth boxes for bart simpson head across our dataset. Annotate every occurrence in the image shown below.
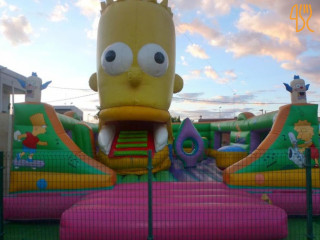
[30,113,47,135]
[89,0,183,123]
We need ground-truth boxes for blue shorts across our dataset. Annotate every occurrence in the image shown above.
[23,146,36,154]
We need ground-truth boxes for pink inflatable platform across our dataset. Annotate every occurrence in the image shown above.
[4,191,95,220]
[60,182,288,240]
[247,188,320,216]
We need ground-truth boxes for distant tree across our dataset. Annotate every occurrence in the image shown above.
[171,116,181,123]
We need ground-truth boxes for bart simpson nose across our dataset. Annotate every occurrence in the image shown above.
[128,67,142,88]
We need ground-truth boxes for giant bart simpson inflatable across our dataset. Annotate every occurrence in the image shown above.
[89,0,183,175]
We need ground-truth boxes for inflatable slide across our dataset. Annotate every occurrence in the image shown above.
[224,103,320,188]
[5,102,116,220]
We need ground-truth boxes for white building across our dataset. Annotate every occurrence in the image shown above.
[0,65,26,113]
[0,65,28,193]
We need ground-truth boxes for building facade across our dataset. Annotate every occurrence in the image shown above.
[0,65,26,113]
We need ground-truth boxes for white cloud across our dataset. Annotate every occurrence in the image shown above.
[0,15,32,46]
[0,0,6,8]
[176,19,224,46]
[171,92,258,120]
[220,4,307,62]
[225,31,304,61]
[182,67,234,85]
[178,92,204,99]
[204,66,219,80]
[49,3,69,22]
[171,0,236,17]
[0,0,18,12]
[201,0,236,16]
[75,0,100,17]
[204,66,231,84]
[281,56,320,85]
[175,1,313,65]
[85,16,99,40]
[74,0,100,40]
[176,10,305,62]
[180,56,188,66]
[237,4,301,47]
[172,0,319,106]
[191,69,201,77]
[8,5,17,12]
[170,0,199,12]
[237,0,320,79]
[225,70,237,78]
[212,94,256,104]
[186,44,209,59]
[245,0,320,40]
[182,69,202,81]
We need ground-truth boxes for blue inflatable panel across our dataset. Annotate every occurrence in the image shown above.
[218,145,246,152]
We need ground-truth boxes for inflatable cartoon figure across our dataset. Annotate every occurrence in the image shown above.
[13,113,47,169]
[287,132,305,168]
[17,72,51,103]
[89,0,183,174]
[284,75,310,104]
[288,120,319,168]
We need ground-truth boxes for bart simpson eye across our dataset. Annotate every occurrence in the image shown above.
[101,42,133,76]
[155,52,165,64]
[105,50,116,62]
[138,43,168,77]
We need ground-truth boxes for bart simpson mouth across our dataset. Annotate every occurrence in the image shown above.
[98,106,170,157]
[99,106,170,123]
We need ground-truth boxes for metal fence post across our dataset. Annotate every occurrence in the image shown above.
[305,148,313,240]
[147,150,154,240]
[0,152,4,240]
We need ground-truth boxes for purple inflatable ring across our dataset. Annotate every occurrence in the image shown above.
[174,118,204,168]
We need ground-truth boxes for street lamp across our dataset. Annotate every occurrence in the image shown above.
[219,106,222,119]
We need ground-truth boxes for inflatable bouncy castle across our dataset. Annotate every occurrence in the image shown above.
[3,1,319,239]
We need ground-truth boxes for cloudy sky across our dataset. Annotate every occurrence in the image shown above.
[0,0,319,121]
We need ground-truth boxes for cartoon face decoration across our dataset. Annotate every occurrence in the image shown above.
[89,0,183,123]
[17,73,52,103]
[284,75,310,104]
[25,74,42,102]
[291,79,308,102]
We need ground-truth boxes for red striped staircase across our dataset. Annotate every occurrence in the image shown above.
[109,130,155,157]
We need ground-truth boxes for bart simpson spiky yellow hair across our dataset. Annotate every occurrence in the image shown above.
[294,120,314,141]
[100,0,172,15]
[30,113,46,126]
